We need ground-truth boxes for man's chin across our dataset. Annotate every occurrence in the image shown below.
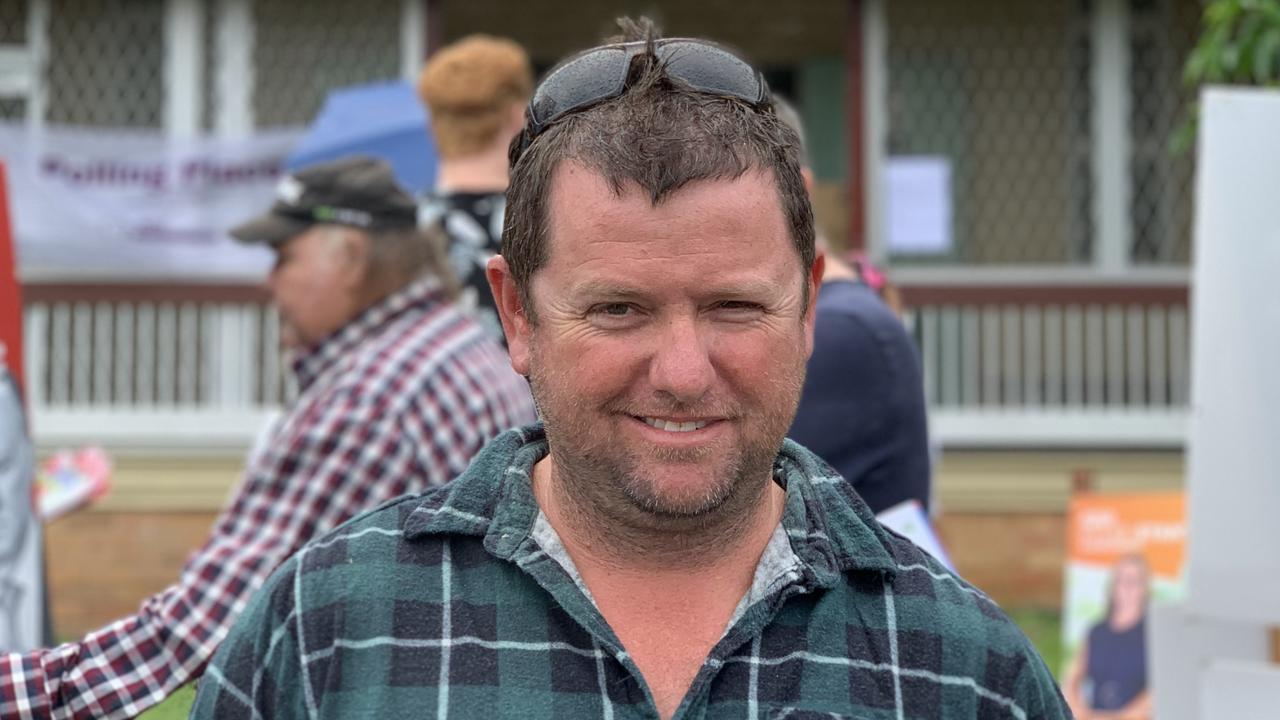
[619,466,739,519]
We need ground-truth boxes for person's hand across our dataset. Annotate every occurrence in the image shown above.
[1065,695,1092,720]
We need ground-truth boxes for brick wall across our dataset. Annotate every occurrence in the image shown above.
[938,513,1066,609]
[44,511,216,638]
[43,508,1069,639]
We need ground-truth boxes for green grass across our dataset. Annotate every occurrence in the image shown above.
[1008,607,1064,678]
[126,609,1064,718]
[137,683,195,720]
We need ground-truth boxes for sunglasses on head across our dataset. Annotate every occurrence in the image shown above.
[511,38,772,163]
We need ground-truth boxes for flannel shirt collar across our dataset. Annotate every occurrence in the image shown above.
[290,273,447,390]
[402,424,898,583]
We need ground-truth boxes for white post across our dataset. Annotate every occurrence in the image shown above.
[861,0,888,264]
[164,0,203,138]
[1151,86,1280,719]
[402,0,426,82]
[1185,88,1280,625]
[25,0,49,136]
[21,305,46,411]
[1091,0,1132,274]
[215,305,246,408]
[214,0,254,137]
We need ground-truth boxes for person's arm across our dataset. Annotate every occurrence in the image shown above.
[1063,638,1092,719]
[188,553,309,720]
[1091,690,1150,720]
[0,402,420,719]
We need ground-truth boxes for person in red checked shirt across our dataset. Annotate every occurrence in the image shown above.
[0,156,536,719]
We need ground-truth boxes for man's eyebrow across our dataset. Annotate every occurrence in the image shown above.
[567,281,648,298]
[701,279,780,298]
[568,279,785,299]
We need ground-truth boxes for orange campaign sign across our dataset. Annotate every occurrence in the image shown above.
[1060,491,1187,719]
[1067,493,1186,578]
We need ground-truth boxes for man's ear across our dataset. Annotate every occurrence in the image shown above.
[502,101,528,147]
[337,229,372,291]
[507,101,528,134]
[803,254,824,359]
[486,255,532,375]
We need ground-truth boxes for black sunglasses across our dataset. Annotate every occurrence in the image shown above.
[512,38,772,162]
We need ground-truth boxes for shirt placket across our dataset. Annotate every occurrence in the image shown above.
[671,572,818,720]
[499,532,665,718]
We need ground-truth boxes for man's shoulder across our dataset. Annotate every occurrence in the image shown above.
[303,492,435,552]
[337,302,515,406]
[287,486,464,585]
[874,527,1003,620]
[360,297,479,364]
[803,526,1065,716]
[800,472,1040,663]
[297,426,531,558]
[871,528,1058,690]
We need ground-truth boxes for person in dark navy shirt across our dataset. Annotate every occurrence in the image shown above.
[788,269,932,514]
[775,98,932,514]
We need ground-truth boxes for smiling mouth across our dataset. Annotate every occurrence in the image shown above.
[640,417,712,433]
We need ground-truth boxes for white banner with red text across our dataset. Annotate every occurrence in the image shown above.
[0,123,303,281]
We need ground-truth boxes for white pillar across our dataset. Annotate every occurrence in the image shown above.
[862,0,888,264]
[402,0,426,82]
[1091,0,1132,274]
[1185,87,1280,626]
[164,0,203,138]
[214,0,254,137]
[25,0,50,135]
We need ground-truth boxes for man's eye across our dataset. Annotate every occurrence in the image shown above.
[598,303,632,316]
[588,303,642,327]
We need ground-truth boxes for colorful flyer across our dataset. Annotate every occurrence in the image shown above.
[36,447,112,521]
[1061,491,1186,720]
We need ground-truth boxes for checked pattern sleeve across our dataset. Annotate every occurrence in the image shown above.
[0,404,421,719]
[0,295,534,720]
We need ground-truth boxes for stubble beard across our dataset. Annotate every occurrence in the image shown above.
[527,351,805,560]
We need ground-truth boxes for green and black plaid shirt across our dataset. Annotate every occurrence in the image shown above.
[193,425,1070,719]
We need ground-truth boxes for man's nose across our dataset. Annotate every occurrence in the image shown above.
[648,316,715,403]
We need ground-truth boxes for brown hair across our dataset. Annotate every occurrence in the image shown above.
[502,19,815,316]
[335,224,460,304]
[417,35,533,160]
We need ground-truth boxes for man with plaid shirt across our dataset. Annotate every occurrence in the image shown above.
[194,21,1071,720]
[0,156,535,719]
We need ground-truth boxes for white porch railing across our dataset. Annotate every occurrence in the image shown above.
[903,277,1190,448]
[21,280,1191,453]
[22,285,293,454]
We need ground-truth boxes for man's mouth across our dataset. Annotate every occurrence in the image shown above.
[640,417,712,433]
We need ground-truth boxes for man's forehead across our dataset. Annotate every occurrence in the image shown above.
[544,160,620,220]
[543,160,787,240]
[275,225,344,252]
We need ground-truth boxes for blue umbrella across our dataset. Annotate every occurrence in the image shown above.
[287,80,438,196]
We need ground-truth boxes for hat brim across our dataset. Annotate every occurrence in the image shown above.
[229,212,312,246]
